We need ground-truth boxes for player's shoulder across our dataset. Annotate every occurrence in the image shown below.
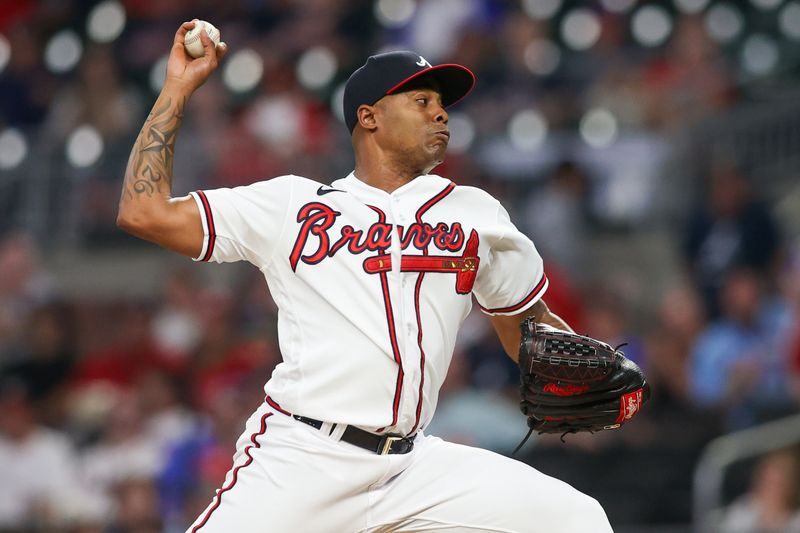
[433,175,502,208]
[244,174,319,191]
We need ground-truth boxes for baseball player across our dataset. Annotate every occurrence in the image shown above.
[117,22,614,532]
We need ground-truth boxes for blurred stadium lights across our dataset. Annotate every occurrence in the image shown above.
[524,38,561,76]
[446,112,475,154]
[779,1,800,39]
[149,54,168,93]
[508,109,548,151]
[86,0,126,44]
[246,97,302,147]
[0,33,9,74]
[331,82,346,123]
[579,108,619,148]
[632,6,673,47]
[741,34,779,76]
[296,46,337,91]
[600,0,636,14]
[674,0,711,14]
[374,0,416,28]
[223,49,263,93]
[705,3,745,44]
[561,8,602,51]
[0,128,28,170]
[44,29,83,74]
[522,0,562,20]
[66,125,104,168]
[750,0,783,10]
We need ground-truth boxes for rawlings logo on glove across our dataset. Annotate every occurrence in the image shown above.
[514,320,650,452]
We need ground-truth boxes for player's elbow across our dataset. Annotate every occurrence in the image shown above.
[116,204,157,240]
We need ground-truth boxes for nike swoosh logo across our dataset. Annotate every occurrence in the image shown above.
[317,186,345,196]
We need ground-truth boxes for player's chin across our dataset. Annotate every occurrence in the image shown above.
[427,140,448,161]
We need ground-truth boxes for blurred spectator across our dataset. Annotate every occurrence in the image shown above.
[80,395,162,516]
[150,268,203,356]
[158,387,251,530]
[108,477,163,533]
[720,447,800,533]
[0,300,77,427]
[521,160,592,282]
[0,379,83,529]
[0,232,55,361]
[425,347,523,454]
[684,164,782,317]
[137,369,196,456]
[689,268,795,429]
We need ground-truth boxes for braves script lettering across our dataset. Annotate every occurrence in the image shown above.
[290,202,467,271]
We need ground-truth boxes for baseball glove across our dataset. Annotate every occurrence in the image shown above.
[514,319,650,451]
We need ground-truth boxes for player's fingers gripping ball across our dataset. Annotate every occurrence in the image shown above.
[184,20,220,58]
[517,320,650,439]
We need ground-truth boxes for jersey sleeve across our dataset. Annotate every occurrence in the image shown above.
[472,201,548,316]
[189,175,295,267]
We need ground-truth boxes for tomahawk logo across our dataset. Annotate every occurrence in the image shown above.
[416,56,432,68]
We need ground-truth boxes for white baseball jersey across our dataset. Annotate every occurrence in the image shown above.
[189,172,547,436]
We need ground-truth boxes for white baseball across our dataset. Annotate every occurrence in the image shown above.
[184,20,220,59]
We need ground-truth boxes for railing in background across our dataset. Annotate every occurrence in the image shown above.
[692,412,800,533]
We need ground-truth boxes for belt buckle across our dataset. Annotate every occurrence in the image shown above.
[380,436,403,455]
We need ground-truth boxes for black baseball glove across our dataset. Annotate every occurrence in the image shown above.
[515,319,650,451]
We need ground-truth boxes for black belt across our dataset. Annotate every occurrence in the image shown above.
[266,397,415,455]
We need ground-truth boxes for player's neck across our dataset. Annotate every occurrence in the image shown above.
[353,152,431,194]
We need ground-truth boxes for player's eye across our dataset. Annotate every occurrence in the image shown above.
[416,97,428,105]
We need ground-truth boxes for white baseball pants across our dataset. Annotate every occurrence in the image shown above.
[187,401,613,533]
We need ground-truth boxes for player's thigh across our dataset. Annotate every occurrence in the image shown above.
[369,436,613,533]
[187,406,373,533]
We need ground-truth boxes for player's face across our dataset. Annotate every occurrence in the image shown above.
[374,81,449,174]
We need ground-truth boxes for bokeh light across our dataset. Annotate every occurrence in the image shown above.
[750,0,783,10]
[561,8,602,51]
[0,128,28,170]
[0,34,10,74]
[779,1,800,39]
[522,0,562,20]
[524,38,561,76]
[87,0,126,43]
[740,34,779,76]
[223,48,263,93]
[374,0,416,28]
[446,112,475,154]
[508,109,548,151]
[66,125,104,168]
[149,54,168,93]
[632,6,673,47]
[44,30,83,74]
[674,0,711,14]
[296,46,337,91]
[600,0,636,14]
[705,3,744,44]
[580,108,618,148]
[331,81,347,124]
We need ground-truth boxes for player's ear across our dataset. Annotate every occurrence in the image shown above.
[356,104,378,131]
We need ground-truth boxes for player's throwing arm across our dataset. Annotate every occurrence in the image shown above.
[116,20,226,257]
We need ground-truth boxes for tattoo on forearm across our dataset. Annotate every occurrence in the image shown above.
[123,96,186,199]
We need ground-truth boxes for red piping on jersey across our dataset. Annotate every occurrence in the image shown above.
[368,205,403,430]
[191,412,272,532]
[478,273,548,314]
[410,182,455,434]
[196,191,216,262]
[265,395,291,416]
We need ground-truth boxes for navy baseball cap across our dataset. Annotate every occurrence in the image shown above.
[343,51,476,133]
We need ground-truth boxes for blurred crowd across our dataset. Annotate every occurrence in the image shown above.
[2,0,800,531]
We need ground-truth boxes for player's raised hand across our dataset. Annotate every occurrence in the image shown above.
[165,20,228,93]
